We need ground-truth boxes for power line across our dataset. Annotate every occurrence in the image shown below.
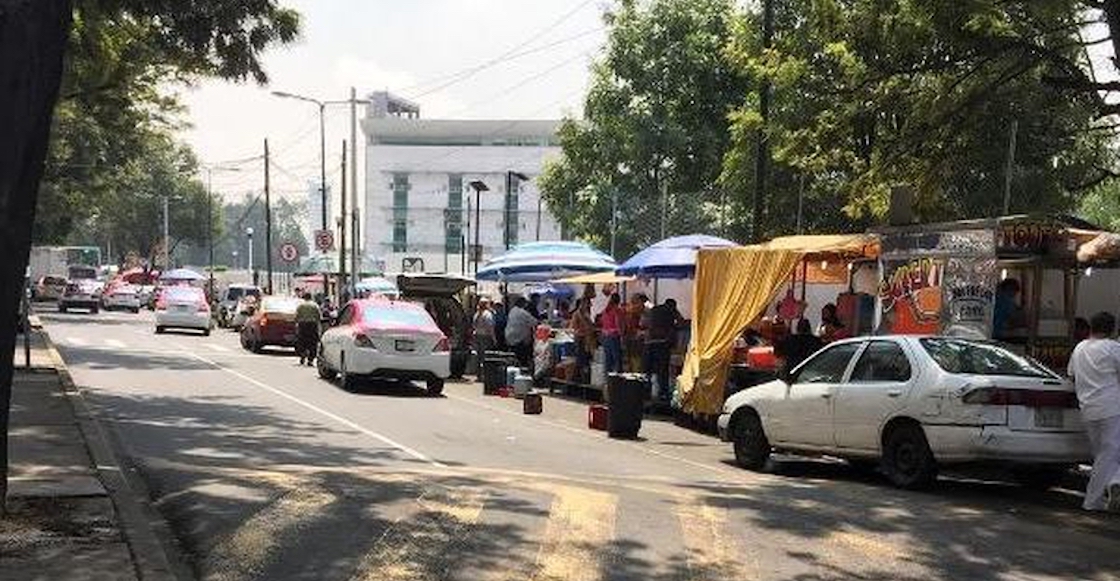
[444,49,593,118]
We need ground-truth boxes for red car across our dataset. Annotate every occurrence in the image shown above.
[240,296,301,353]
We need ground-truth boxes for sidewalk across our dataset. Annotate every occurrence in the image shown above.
[2,326,177,581]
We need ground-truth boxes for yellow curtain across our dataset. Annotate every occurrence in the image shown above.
[679,247,803,415]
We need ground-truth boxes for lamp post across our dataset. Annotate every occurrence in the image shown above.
[246,227,255,284]
[469,180,489,275]
[504,171,529,250]
[272,91,329,234]
[232,250,239,270]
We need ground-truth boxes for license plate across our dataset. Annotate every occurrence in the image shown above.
[174,305,191,312]
[395,339,415,352]
[1034,408,1064,429]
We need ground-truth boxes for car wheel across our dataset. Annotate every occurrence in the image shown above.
[1011,465,1070,491]
[882,422,938,489]
[239,333,250,350]
[251,339,263,354]
[131,307,140,314]
[426,378,445,396]
[732,409,770,471]
[155,326,165,334]
[317,348,337,380]
[202,328,211,337]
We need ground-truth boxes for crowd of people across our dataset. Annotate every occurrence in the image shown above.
[472,290,686,402]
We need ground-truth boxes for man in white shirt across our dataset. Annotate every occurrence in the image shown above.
[1067,311,1120,512]
[504,298,538,367]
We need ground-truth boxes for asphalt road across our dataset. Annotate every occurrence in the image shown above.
[41,308,1120,581]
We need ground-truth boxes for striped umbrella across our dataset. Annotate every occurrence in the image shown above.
[476,241,617,283]
[617,234,740,279]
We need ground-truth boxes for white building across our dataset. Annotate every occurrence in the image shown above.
[362,92,562,274]
[306,180,333,241]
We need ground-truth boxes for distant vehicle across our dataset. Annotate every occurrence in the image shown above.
[719,336,1090,490]
[240,296,301,353]
[395,273,476,379]
[317,298,450,395]
[58,280,102,314]
[28,245,101,282]
[102,284,142,313]
[219,284,262,327]
[136,284,157,309]
[228,295,259,331]
[32,275,68,302]
[154,286,212,335]
[67,264,97,281]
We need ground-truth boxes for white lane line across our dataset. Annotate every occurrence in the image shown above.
[186,351,444,468]
[65,337,88,346]
[203,344,230,352]
[104,339,127,349]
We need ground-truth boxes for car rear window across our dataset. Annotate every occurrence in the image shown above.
[164,287,203,301]
[261,297,300,314]
[361,306,436,329]
[920,338,1056,378]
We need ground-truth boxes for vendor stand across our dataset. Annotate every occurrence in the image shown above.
[547,272,635,398]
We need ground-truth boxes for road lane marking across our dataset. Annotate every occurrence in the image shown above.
[203,344,230,352]
[204,479,336,581]
[65,336,88,346]
[532,484,616,581]
[677,498,752,581]
[185,351,444,467]
[104,339,126,349]
[351,484,487,581]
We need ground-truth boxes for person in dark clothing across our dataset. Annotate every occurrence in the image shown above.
[776,319,823,377]
[644,299,684,402]
[295,293,322,366]
[492,301,508,351]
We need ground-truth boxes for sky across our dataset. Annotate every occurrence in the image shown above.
[179,0,609,206]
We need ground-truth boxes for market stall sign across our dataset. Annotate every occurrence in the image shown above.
[997,221,1064,255]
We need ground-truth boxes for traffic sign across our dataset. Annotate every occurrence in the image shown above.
[279,242,299,263]
[314,229,334,252]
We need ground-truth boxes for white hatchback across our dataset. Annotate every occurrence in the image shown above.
[718,336,1091,489]
[154,286,212,335]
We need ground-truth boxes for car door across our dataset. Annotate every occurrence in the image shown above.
[767,341,862,448]
[324,304,356,367]
[834,340,916,451]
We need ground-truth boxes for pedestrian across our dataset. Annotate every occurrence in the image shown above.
[570,297,596,383]
[599,293,624,374]
[295,292,321,366]
[623,293,647,372]
[505,297,537,368]
[472,298,496,377]
[493,301,508,351]
[775,319,823,377]
[817,303,849,343]
[1066,311,1120,512]
[644,298,683,402]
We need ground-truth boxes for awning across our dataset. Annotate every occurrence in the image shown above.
[554,272,636,284]
[678,234,880,415]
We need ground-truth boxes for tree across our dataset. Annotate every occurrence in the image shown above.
[1,0,300,512]
[211,193,309,272]
[538,0,752,257]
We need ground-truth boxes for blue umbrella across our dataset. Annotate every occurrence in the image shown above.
[476,241,617,283]
[616,234,739,279]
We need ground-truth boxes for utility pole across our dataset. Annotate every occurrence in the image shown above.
[162,195,170,269]
[264,138,273,295]
[1002,119,1018,216]
[751,0,774,242]
[350,87,360,294]
[610,188,618,258]
[339,140,347,301]
[206,170,213,297]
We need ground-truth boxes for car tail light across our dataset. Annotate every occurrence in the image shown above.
[259,314,269,327]
[197,299,210,312]
[962,387,1078,408]
[354,334,376,349]
[434,337,450,352]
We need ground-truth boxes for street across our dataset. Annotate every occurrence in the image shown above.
[38,308,1120,581]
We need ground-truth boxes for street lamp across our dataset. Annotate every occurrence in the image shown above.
[246,227,255,284]
[232,250,239,270]
[469,180,489,275]
[272,91,329,236]
[505,171,529,250]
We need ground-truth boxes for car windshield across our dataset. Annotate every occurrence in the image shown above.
[360,306,436,329]
[920,338,1057,378]
[261,297,300,314]
[227,287,260,300]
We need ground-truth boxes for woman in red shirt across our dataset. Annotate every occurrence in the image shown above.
[599,293,624,373]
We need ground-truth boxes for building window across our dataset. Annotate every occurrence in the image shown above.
[446,175,463,253]
[393,220,407,252]
[504,174,520,248]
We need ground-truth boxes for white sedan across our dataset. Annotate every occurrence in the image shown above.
[154,286,212,335]
[102,284,141,313]
[317,298,450,395]
[718,335,1090,489]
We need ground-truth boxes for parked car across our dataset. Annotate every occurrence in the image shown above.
[32,275,68,301]
[102,283,142,313]
[317,298,450,395]
[240,296,301,353]
[395,273,476,379]
[718,335,1090,490]
[136,284,157,309]
[154,286,212,335]
[219,284,262,327]
[228,295,259,331]
[58,280,101,313]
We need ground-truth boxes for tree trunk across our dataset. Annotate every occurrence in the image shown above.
[0,0,72,513]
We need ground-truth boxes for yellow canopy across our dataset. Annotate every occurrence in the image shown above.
[678,234,880,415]
[554,272,636,284]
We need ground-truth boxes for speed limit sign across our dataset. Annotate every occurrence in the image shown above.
[279,242,299,263]
[314,229,335,252]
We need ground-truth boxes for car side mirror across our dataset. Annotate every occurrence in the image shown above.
[777,368,791,383]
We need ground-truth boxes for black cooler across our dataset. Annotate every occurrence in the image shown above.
[607,373,648,439]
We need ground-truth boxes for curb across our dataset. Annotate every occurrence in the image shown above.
[40,330,189,581]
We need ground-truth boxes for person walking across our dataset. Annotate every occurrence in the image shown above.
[599,293,624,374]
[295,292,321,366]
[505,297,537,368]
[472,298,496,377]
[644,298,684,402]
[1067,311,1120,512]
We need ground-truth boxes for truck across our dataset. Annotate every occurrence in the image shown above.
[28,246,102,282]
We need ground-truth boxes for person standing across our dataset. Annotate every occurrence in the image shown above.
[645,298,684,402]
[492,301,508,351]
[505,297,537,368]
[817,303,849,343]
[294,292,321,366]
[775,319,823,377]
[472,298,496,376]
[1067,311,1120,512]
[623,294,647,372]
[570,298,596,383]
[599,293,624,374]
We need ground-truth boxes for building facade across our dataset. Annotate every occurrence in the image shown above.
[362,92,562,274]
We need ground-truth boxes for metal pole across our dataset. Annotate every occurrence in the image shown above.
[610,187,618,258]
[264,139,273,295]
[340,140,347,302]
[163,195,170,269]
[751,0,774,242]
[319,103,327,232]
[207,169,214,297]
[505,171,512,250]
[474,186,481,275]
[247,231,254,274]
[536,195,542,241]
[1002,119,1018,216]
[350,87,359,294]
